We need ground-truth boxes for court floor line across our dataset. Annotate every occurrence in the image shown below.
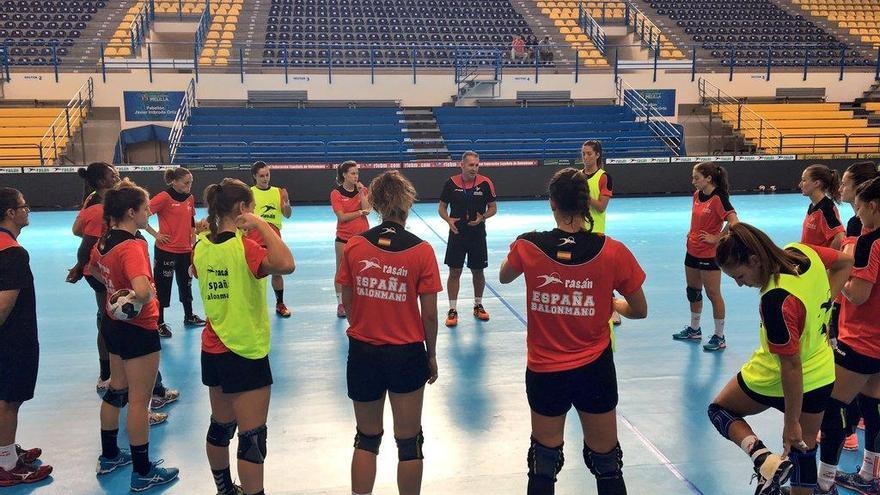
[410,206,705,495]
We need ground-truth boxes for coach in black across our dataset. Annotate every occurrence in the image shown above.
[438,151,497,327]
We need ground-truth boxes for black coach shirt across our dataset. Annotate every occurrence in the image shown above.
[440,174,497,237]
[0,228,37,345]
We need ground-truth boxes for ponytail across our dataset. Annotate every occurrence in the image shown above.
[695,161,730,196]
[202,178,253,242]
[163,167,191,184]
[805,164,842,203]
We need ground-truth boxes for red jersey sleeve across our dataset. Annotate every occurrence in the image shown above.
[242,237,269,279]
[611,240,646,296]
[330,189,345,212]
[761,288,805,356]
[335,239,355,286]
[598,174,612,198]
[120,241,152,283]
[78,205,105,237]
[851,235,880,284]
[149,192,168,215]
[416,243,443,294]
[505,238,525,272]
[805,244,841,269]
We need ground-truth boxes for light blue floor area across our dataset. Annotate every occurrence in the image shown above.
[7,193,867,494]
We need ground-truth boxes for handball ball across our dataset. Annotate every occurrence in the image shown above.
[769,185,777,192]
[758,185,766,192]
[109,289,143,320]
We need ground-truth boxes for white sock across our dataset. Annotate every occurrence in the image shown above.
[336,293,342,304]
[690,312,701,330]
[860,450,880,480]
[818,461,838,491]
[474,297,482,306]
[740,435,758,456]
[714,319,725,337]
[0,443,16,470]
[449,299,457,310]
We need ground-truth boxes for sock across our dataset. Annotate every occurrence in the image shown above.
[183,299,193,318]
[860,450,880,480]
[0,443,16,470]
[131,442,150,476]
[449,299,457,311]
[745,438,770,471]
[158,306,164,325]
[474,297,482,306]
[100,429,119,460]
[99,359,111,381]
[212,466,234,494]
[275,289,284,305]
[714,319,725,337]
[818,461,838,491]
[690,312,701,330]
[336,293,342,304]
[740,435,758,456]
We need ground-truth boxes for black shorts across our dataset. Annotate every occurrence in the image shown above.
[0,339,38,403]
[526,345,619,417]
[335,237,347,244]
[100,317,161,361]
[834,340,880,375]
[85,274,106,293]
[153,247,194,308]
[736,372,832,414]
[444,233,488,270]
[202,351,273,394]
[347,336,429,402]
[685,253,720,271]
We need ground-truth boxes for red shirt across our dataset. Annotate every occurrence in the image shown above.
[335,221,442,346]
[687,190,735,259]
[89,230,159,330]
[77,194,105,276]
[505,230,646,372]
[760,245,840,356]
[149,189,195,254]
[194,231,269,354]
[801,197,845,247]
[330,185,369,242]
[839,228,880,358]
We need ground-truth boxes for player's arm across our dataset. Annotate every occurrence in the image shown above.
[250,216,295,275]
[613,287,647,319]
[483,201,497,221]
[778,352,805,456]
[129,275,155,304]
[281,188,292,218]
[72,217,84,237]
[829,231,845,251]
[0,289,20,327]
[499,256,523,283]
[420,292,439,384]
[590,195,611,213]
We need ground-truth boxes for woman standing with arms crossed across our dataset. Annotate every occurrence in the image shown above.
[800,164,846,250]
[250,161,293,317]
[193,178,294,495]
[336,170,441,495]
[331,161,370,319]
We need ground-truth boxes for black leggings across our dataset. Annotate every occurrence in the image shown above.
[153,247,193,309]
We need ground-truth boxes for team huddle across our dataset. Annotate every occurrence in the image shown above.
[1,144,880,495]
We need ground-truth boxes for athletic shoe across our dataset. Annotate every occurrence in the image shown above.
[129,459,179,492]
[703,334,727,351]
[445,309,458,327]
[835,470,876,494]
[218,485,246,495]
[157,323,173,338]
[96,448,132,474]
[473,304,490,321]
[150,389,180,410]
[336,303,346,318]
[16,444,41,464]
[0,460,52,487]
[844,433,860,451]
[275,303,291,318]
[149,411,168,427]
[754,453,793,495]
[183,314,207,327]
[96,376,111,392]
[673,326,702,340]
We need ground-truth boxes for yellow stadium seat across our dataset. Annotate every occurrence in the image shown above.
[224,24,236,32]
[564,34,577,42]
[221,31,234,40]
[116,46,132,57]
[216,48,231,58]
[104,47,118,57]
[201,48,215,57]
[198,56,212,65]
[213,15,225,23]
[560,27,571,34]
[214,58,229,66]
[226,15,238,23]
[218,40,233,48]
[207,31,220,40]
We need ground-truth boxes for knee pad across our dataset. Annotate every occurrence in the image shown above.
[788,447,818,488]
[206,417,237,448]
[528,438,564,483]
[583,442,623,481]
[859,394,880,452]
[237,424,268,464]
[686,286,702,303]
[707,403,742,440]
[396,430,425,462]
[353,429,383,455]
[819,398,853,465]
[101,387,129,408]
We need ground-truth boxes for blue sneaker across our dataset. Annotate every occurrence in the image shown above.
[673,326,702,340]
[129,460,179,492]
[703,334,727,351]
[96,449,132,475]
[835,470,877,494]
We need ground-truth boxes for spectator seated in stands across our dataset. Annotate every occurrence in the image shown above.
[539,36,553,63]
[526,34,538,61]
[511,35,527,61]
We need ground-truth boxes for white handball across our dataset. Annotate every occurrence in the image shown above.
[108,289,143,321]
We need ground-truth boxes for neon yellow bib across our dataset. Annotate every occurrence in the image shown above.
[193,231,270,359]
[585,169,607,234]
[251,186,283,229]
[740,243,835,396]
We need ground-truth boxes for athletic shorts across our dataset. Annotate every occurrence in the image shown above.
[0,338,38,402]
[685,253,720,271]
[526,345,619,417]
[202,351,273,394]
[835,340,880,376]
[444,233,488,270]
[737,372,832,414]
[346,336,429,402]
[101,317,161,361]
[85,274,106,293]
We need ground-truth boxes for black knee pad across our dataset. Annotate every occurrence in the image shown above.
[686,286,702,303]
[396,430,425,462]
[101,387,128,408]
[528,438,564,483]
[206,417,237,448]
[859,394,880,453]
[788,447,818,488]
[353,429,383,455]
[707,403,742,440]
[237,424,268,464]
[819,398,852,465]
[583,442,623,481]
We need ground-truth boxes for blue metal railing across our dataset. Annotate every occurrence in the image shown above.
[617,78,683,156]
[169,78,197,163]
[578,5,608,56]
[194,1,213,57]
[130,0,156,54]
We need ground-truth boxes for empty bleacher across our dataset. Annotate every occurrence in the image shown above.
[0,0,108,66]
[0,106,88,166]
[791,0,880,47]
